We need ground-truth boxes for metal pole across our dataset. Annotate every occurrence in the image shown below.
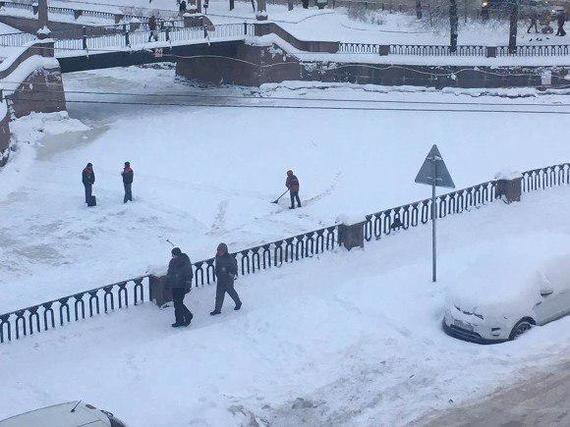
[432,160,437,282]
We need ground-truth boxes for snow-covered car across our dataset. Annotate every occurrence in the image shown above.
[443,253,570,344]
[0,401,126,427]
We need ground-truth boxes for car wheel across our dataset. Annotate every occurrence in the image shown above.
[509,319,533,340]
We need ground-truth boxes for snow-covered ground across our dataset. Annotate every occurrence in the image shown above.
[2,185,570,426]
[2,66,570,315]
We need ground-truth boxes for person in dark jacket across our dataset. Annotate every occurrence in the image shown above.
[148,15,159,42]
[557,10,566,36]
[179,0,187,14]
[82,162,95,204]
[210,243,242,315]
[527,10,539,33]
[121,161,134,203]
[286,169,301,209]
[167,247,194,327]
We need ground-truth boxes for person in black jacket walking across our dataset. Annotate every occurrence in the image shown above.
[167,247,194,327]
[210,243,242,315]
[82,162,95,205]
[121,161,134,203]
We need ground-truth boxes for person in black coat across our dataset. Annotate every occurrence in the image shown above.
[557,10,566,36]
[82,162,95,204]
[167,247,194,327]
[121,161,134,203]
[210,243,242,315]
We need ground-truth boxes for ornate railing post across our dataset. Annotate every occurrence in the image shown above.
[337,216,365,251]
[495,171,523,203]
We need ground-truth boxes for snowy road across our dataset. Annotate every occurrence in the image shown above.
[419,361,570,426]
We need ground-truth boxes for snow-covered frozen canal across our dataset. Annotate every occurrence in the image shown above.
[2,66,570,314]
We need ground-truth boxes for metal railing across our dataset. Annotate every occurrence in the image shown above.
[52,22,254,53]
[521,163,570,192]
[338,42,570,57]
[364,180,496,241]
[0,31,36,47]
[0,162,568,344]
[497,45,570,57]
[0,277,148,343]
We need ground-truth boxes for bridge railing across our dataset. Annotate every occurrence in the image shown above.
[1,162,568,344]
[0,30,36,47]
[53,22,254,53]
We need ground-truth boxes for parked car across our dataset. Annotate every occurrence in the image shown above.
[0,401,126,427]
[443,253,570,344]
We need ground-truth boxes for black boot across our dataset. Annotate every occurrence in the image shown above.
[234,302,242,311]
[171,322,184,327]
[210,310,221,316]
[183,312,193,326]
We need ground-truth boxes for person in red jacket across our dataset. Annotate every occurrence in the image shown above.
[286,170,301,209]
[121,161,134,203]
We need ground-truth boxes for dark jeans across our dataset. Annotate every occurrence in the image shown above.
[84,184,92,203]
[172,288,192,324]
[527,21,538,33]
[214,280,241,311]
[290,191,301,208]
[557,25,566,36]
[124,183,132,203]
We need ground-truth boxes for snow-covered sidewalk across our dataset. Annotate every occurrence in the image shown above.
[2,186,570,426]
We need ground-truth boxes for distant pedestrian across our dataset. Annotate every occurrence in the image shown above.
[121,161,134,203]
[527,10,539,33]
[148,15,159,42]
[286,169,301,209]
[82,162,95,205]
[210,243,242,315]
[179,0,187,14]
[167,247,194,327]
[557,10,566,36]
[302,0,308,8]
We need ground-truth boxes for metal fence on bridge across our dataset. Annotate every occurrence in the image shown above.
[1,163,568,344]
[52,22,254,53]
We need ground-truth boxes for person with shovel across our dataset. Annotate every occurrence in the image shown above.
[286,170,301,209]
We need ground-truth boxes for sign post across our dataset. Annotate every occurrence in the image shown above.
[415,145,455,282]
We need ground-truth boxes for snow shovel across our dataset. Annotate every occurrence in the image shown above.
[271,189,289,204]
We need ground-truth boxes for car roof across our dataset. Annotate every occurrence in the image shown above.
[0,402,110,427]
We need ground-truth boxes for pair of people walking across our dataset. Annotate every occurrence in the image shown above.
[81,162,134,206]
[166,243,242,327]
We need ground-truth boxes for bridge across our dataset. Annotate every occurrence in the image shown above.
[51,22,254,72]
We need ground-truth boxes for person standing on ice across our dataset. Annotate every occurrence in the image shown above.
[82,162,95,205]
[167,247,194,327]
[121,161,134,203]
[286,170,301,209]
[210,243,242,315]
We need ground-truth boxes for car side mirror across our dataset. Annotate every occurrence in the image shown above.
[540,287,554,297]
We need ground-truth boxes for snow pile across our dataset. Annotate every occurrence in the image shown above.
[495,169,522,180]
